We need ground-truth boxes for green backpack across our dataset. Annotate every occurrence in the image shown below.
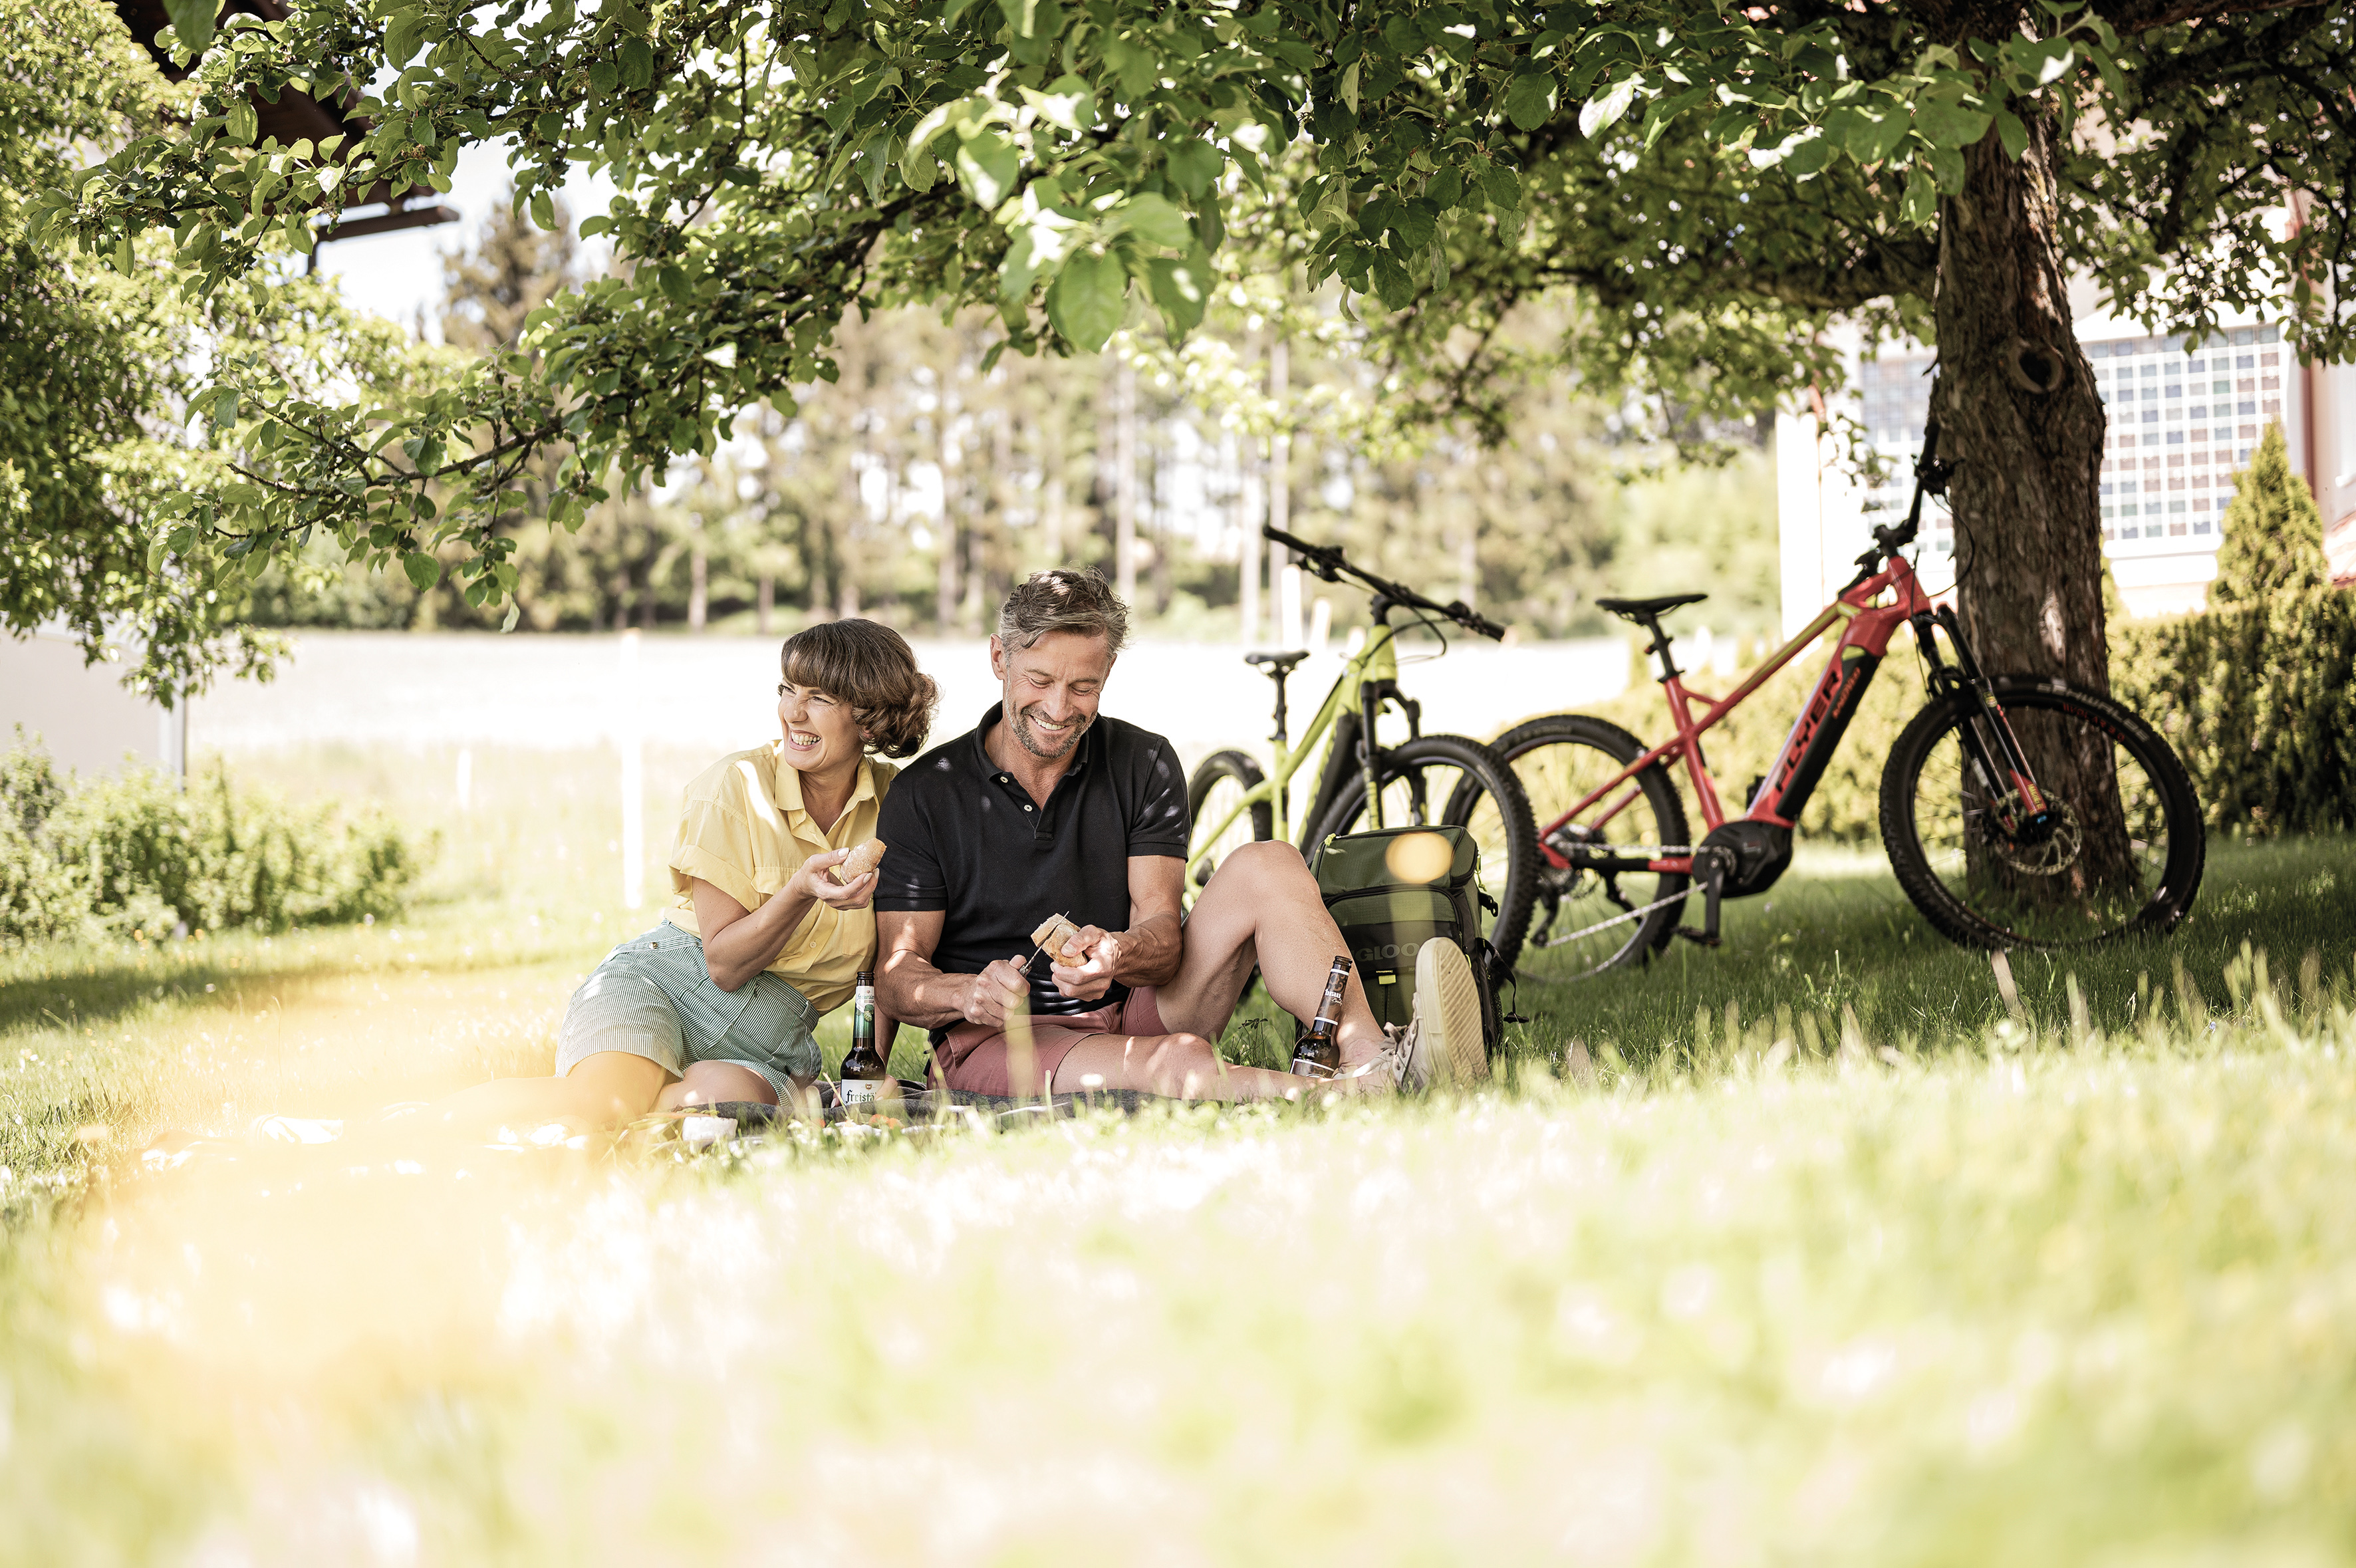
[1307,825,1502,1053]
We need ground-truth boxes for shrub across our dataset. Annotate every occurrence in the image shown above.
[2210,422,2329,608]
[0,731,430,945]
[2111,590,2356,835]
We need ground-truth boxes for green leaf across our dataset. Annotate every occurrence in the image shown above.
[1369,249,1415,311]
[1900,165,1938,227]
[1147,255,1208,339]
[1165,138,1222,199]
[225,98,257,145]
[1994,105,2028,160]
[1046,250,1126,351]
[164,0,217,52]
[1832,102,1908,166]
[1577,76,1636,140]
[529,190,555,229]
[955,129,1019,209]
[620,36,654,89]
[1116,192,1195,249]
[1913,92,1991,150]
[658,264,692,303]
[383,8,425,66]
[1103,35,1158,100]
[501,600,521,633]
[1019,75,1096,134]
[1511,72,1563,134]
[403,553,441,591]
[1479,164,1522,211]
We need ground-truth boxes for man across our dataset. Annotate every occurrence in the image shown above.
[873,569,1487,1101]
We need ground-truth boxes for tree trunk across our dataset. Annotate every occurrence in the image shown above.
[688,518,708,634]
[756,573,773,636]
[936,403,961,631]
[1114,360,1138,604]
[1934,112,2131,889]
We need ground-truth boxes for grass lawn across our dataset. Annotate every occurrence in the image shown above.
[3,748,2353,1564]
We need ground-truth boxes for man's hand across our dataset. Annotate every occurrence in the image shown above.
[957,958,1032,1029]
[1049,925,1122,1002]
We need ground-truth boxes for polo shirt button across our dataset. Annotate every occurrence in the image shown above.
[1023,805,1033,812]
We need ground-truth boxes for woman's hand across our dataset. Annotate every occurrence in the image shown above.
[789,848,876,911]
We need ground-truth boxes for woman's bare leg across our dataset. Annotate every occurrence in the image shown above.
[424,1051,671,1136]
[657,1061,779,1110]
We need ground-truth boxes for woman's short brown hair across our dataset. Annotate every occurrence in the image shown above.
[780,620,939,759]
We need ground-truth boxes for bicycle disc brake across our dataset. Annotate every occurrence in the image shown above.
[1987,797,2083,877]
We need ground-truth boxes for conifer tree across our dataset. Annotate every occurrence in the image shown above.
[2210,423,2329,609]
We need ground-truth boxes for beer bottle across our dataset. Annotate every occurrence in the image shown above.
[837,968,889,1105]
[1291,956,1352,1077]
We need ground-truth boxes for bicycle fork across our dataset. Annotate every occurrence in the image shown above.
[1914,608,2053,840]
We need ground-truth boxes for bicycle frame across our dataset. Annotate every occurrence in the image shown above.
[1191,622,1416,856]
[1544,555,1941,876]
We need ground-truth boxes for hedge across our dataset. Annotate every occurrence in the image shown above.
[2111,590,2356,836]
[0,732,430,946]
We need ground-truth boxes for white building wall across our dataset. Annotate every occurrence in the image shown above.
[0,626,186,780]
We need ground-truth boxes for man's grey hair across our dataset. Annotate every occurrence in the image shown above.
[996,569,1130,655]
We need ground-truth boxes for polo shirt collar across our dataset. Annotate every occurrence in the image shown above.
[769,747,877,819]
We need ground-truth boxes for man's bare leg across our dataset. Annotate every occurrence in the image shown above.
[1049,1030,1305,1101]
[1150,840,1390,1075]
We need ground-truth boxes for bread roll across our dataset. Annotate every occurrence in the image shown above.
[831,838,887,884]
[1031,913,1084,961]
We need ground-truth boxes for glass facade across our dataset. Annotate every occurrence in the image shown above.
[2091,324,2284,546]
[1853,324,2288,561]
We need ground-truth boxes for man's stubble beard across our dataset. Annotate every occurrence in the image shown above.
[1009,701,1090,761]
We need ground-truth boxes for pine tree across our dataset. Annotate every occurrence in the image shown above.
[2210,423,2330,610]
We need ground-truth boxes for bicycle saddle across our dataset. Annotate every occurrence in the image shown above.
[1595,592,1708,622]
[1243,650,1310,672]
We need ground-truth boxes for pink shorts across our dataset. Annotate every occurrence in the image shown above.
[932,987,1168,1097]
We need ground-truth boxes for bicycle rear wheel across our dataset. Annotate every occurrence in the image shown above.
[1460,715,1691,977]
[1880,678,2204,949]
[1310,734,1538,978]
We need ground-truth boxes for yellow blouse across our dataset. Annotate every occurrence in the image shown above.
[662,745,896,1013]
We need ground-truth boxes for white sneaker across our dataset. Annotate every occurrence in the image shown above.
[1390,940,1488,1091]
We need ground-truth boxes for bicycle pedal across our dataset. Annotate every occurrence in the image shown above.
[1674,926,1722,948]
[1501,1012,1531,1025]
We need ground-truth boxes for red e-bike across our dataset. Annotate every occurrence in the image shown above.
[1450,420,2206,976]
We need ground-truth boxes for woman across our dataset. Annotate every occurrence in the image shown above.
[433,620,937,1134]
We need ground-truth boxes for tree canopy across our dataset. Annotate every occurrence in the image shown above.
[23,0,2356,650]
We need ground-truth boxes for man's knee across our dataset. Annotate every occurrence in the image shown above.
[1220,839,1308,888]
[1142,1031,1214,1071]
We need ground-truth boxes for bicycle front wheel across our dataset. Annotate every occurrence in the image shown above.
[1309,734,1539,978]
[1880,678,2205,949]
[1185,748,1273,898]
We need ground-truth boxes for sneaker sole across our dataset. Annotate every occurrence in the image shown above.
[1414,941,1489,1087]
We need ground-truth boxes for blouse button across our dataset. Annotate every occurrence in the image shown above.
[1023,804,1033,812]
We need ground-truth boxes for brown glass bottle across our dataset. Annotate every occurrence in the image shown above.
[1291,956,1352,1077]
[837,968,889,1104]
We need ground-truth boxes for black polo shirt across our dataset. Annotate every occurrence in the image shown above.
[874,704,1190,1017]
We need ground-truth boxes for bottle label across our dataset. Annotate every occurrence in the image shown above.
[839,1078,879,1105]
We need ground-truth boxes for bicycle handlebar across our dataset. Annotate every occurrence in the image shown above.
[1261,525,1509,641]
[1851,406,1958,583]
